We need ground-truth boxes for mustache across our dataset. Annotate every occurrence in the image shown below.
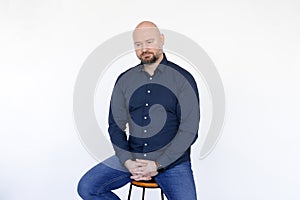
[141,52,154,56]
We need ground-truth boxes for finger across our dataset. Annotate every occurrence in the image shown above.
[136,171,151,177]
[135,159,149,164]
[134,162,147,167]
[131,173,151,179]
[131,175,152,181]
[131,175,143,180]
[138,176,152,181]
[129,165,146,172]
[132,170,144,175]
[132,167,146,173]
[136,168,153,176]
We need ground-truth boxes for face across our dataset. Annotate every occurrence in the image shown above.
[133,27,164,64]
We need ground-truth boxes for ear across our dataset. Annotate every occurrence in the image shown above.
[160,33,165,46]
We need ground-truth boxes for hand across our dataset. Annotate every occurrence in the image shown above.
[130,159,158,181]
[124,159,152,181]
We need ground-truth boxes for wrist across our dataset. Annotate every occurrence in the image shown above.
[124,159,133,167]
[155,161,164,173]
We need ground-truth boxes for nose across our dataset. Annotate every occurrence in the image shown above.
[142,47,147,52]
[142,42,152,51]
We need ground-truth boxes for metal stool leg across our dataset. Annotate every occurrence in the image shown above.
[142,187,145,200]
[128,182,164,200]
[127,183,133,200]
[161,189,164,200]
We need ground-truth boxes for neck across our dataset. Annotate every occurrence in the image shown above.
[143,53,164,76]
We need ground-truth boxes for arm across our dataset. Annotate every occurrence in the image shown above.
[156,76,200,168]
[109,76,154,180]
[108,80,134,165]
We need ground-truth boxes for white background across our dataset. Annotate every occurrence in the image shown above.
[1,0,300,199]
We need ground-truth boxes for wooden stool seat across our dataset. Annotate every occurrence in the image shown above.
[128,179,164,200]
[131,180,159,188]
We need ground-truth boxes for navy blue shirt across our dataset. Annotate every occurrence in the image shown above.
[108,54,200,169]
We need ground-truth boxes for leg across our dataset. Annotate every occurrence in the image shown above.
[154,161,197,200]
[78,156,131,200]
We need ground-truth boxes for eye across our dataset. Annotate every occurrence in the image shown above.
[135,43,142,47]
[147,40,154,44]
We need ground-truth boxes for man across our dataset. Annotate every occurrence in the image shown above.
[78,21,200,200]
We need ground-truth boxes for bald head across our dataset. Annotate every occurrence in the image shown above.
[135,21,158,29]
[132,21,164,64]
[133,21,161,38]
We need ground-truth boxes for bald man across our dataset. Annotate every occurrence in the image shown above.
[78,21,200,200]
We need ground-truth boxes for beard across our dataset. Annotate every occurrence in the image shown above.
[139,51,159,64]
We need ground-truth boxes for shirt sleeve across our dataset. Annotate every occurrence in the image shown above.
[108,80,134,165]
[156,75,200,168]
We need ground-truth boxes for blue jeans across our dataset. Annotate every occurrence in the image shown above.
[78,156,197,200]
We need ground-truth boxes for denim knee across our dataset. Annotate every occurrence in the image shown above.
[77,176,93,199]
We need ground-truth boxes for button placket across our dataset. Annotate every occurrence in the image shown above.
[143,83,151,128]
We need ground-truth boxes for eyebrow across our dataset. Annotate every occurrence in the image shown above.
[134,38,155,44]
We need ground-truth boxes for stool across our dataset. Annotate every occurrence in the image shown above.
[127,179,164,200]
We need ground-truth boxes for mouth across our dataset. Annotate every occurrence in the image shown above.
[141,52,153,59]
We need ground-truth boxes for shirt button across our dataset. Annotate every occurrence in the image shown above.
[145,103,149,107]
[149,77,153,80]
[147,90,151,94]
[144,116,147,120]
[144,154,147,157]
[144,129,147,133]
[144,143,148,146]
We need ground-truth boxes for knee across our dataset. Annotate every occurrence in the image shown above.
[77,176,92,199]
